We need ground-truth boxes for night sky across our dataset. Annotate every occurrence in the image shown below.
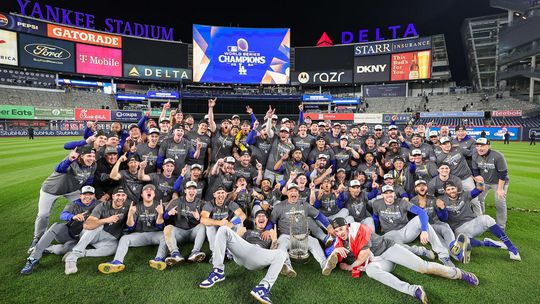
[2,0,503,84]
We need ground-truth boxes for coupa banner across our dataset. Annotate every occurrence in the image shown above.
[193,24,290,84]
[430,126,520,141]
[111,110,142,122]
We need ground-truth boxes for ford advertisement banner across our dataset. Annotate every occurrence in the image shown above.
[430,126,520,141]
[193,25,290,84]
[19,33,75,72]
[111,110,142,122]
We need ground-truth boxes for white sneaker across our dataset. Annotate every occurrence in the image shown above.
[322,251,338,276]
[484,238,507,250]
[65,261,77,275]
[280,263,297,278]
[509,250,522,261]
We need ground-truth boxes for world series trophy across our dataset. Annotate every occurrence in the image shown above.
[289,208,310,263]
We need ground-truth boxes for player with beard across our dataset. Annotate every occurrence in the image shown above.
[200,187,247,256]
[138,158,177,204]
[451,125,476,167]
[136,128,160,174]
[310,154,334,186]
[274,148,310,183]
[388,157,415,196]
[377,173,410,200]
[410,149,438,184]
[372,125,387,146]
[122,124,144,154]
[110,154,145,204]
[307,136,336,171]
[28,146,97,253]
[411,180,455,249]
[199,210,286,304]
[383,140,410,169]
[334,136,360,176]
[93,146,119,201]
[158,124,201,176]
[253,178,283,215]
[64,187,130,275]
[246,117,273,167]
[326,218,479,304]
[173,164,207,200]
[402,133,436,162]
[338,180,378,231]
[97,184,164,274]
[312,178,350,221]
[210,115,234,164]
[186,119,212,171]
[428,130,440,147]
[206,156,237,200]
[228,176,254,216]
[281,172,310,203]
[292,122,315,162]
[235,151,263,187]
[438,181,521,262]
[428,162,463,198]
[150,181,207,269]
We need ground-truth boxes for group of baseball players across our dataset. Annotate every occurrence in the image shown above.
[21,98,521,304]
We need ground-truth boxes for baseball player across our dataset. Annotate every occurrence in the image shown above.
[109,153,145,204]
[410,149,438,184]
[326,218,478,304]
[199,210,287,304]
[29,146,97,253]
[135,128,161,174]
[268,183,337,277]
[21,186,98,275]
[411,180,455,248]
[157,123,199,175]
[64,187,130,275]
[97,184,164,274]
[437,181,521,262]
[138,158,177,203]
[371,185,455,266]
[471,138,510,229]
[427,162,463,198]
[337,179,378,231]
[206,156,236,200]
[200,186,247,255]
[149,181,207,270]
[93,146,119,201]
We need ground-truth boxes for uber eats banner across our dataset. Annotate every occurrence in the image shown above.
[0,105,34,119]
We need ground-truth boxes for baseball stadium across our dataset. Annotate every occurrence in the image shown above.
[0,1,539,303]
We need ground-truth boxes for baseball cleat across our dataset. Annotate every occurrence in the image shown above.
[451,233,470,257]
[439,257,455,268]
[27,239,38,255]
[280,263,297,278]
[188,251,206,263]
[462,242,472,264]
[199,268,225,288]
[98,261,125,274]
[250,284,273,304]
[165,252,185,266]
[509,249,522,261]
[414,286,429,304]
[322,251,338,276]
[21,258,39,275]
[323,234,334,248]
[460,269,479,286]
[149,258,167,271]
[417,246,436,260]
[483,238,507,249]
[65,261,78,275]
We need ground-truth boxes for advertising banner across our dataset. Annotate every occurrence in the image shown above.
[354,113,383,124]
[391,50,431,81]
[47,24,122,48]
[302,94,332,102]
[333,98,360,105]
[291,70,352,85]
[122,37,188,68]
[382,113,413,124]
[111,110,142,122]
[0,29,18,66]
[19,33,75,72]
[76,44,122,77]
[0,105,34,119]
[420,111,484,118]
[150,108,172,117]
[146,91,180,99]
[364,83,406,97]
[124,64,191,81]
[429,126,520,141]
[116,94,147,101]
[0,129,83,137]
[193,25,290,84]
[34,107,74,120]
[0,12,47,35]
[354,55,390,83]
[304,113,354,121]
[522,127,540,141]
[0,67,56,87]
[354,36,432,57]
[74,108,111,121]
[491,110,522,117]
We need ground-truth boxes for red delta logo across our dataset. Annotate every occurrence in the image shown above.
[316,32,333,47]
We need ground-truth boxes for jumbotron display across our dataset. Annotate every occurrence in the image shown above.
[193,24,290,84]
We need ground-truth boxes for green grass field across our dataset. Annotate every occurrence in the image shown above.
[0,137,539,304]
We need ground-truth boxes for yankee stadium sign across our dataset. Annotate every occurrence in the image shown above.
[16,0,174,40]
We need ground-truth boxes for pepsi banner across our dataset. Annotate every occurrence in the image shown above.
[193,25,290,84]
[0,12,47,36]
[364,83,406,97]
[19,33,75,72]
[147,91,180,99]
[429,126,520,141]
[291,70,352,85]
[420,111,484,118]
[111,110,142,122]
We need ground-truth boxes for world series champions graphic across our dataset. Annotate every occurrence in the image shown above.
[193,25,290,84]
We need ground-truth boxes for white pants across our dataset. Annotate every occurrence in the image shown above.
[462,177,482,216]
[454,215,496,238]
[477,182,509,229]
[34,188,81,240]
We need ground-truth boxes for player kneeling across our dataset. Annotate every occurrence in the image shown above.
[199,210,287,304]
[326,218,479,304]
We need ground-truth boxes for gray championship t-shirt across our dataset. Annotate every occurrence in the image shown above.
[270,200,319,236]
[42,161,97,195]
[440,191,477,230]
[90,201,129,239]
[371,198,414,233]
[472,150,509,185]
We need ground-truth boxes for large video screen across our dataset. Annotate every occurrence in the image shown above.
[123,37,188,68]
[193,25,290,84]
[391,50,431,81]
[0,29,18,66]
[19,33,75,73]
[294,45,354,71]
[76,44,122,77]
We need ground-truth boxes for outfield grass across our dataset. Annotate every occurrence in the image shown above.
[0,137,538,304]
